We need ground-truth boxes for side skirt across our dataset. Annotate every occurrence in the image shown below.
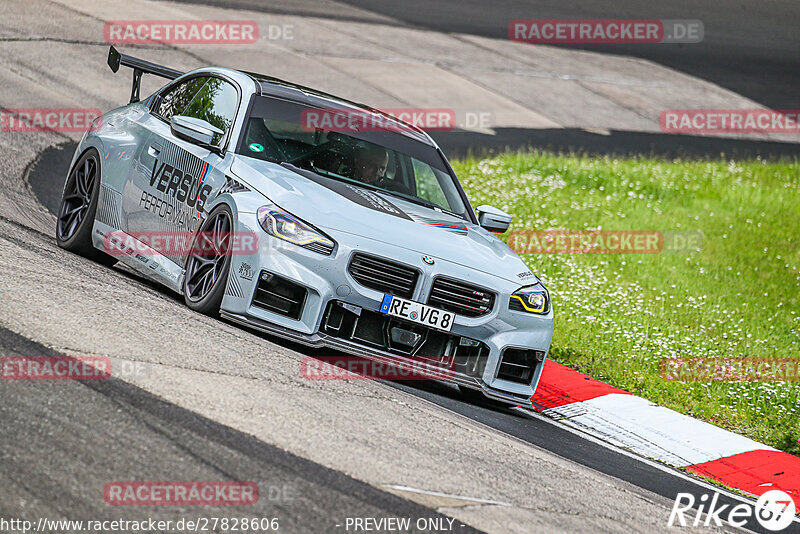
[91,220,185,293]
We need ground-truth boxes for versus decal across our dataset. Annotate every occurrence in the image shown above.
[149,159,213,211]
[139,191,201,230]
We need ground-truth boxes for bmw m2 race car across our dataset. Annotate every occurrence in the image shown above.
[56,46,554,404]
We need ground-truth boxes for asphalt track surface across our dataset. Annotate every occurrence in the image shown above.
[170,0,800,110]
[26,143,798,534]
[167,0,800,159]
[0,326,480,534]
[307,0,800,112]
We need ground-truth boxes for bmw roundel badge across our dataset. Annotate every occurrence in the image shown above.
[422,255,435,265]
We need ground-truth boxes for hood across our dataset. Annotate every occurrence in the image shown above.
[231,156,537,285]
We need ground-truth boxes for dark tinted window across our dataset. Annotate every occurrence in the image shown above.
[240,98,466,217]
[180,78,239,145]
[156,77,209,121]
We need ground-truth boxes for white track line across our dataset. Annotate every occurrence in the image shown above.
[382,484,511,506]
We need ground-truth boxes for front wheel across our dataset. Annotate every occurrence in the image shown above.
[183,204,234,316]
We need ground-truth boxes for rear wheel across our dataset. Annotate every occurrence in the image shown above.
[56,149,116,266]
[183,204,234,316]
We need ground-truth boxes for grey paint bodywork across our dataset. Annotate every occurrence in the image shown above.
[69,66,554,403]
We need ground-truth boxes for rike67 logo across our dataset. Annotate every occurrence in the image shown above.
[669,490,796,531]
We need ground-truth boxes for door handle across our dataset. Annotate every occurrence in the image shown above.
[147,145,161,157]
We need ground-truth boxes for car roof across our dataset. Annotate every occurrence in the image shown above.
[243,72,436,147]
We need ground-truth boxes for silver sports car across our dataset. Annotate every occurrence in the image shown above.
[56,47,554,404]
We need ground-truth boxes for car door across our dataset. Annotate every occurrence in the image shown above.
[122,76,208,236]
[124,75,240,267]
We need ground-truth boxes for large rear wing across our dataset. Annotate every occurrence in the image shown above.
[107,46,184,104]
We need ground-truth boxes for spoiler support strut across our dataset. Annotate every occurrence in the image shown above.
[107,46,184,104]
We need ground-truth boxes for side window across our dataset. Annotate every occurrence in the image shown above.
[180,78,239,146]
[155,77,209,122]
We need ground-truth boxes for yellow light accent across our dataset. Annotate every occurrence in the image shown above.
[268,213,331,246]
[511,293,546,313]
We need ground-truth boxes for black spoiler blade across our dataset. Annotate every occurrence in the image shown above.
[107,46,184,104]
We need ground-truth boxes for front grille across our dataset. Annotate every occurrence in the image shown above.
[252,271,307,320]
[428,277,494,317]
[322,300,489,376]
[348,253,418,299]
[496,348,544,385]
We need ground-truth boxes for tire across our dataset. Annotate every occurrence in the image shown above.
[56,148,116,266]
[183,204,234,316]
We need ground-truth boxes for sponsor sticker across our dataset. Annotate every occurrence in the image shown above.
[238,262,255,281]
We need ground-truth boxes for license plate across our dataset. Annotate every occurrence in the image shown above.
[379,294,455,332]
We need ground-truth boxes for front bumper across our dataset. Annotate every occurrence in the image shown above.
[221,212,554,403]
[220,309,536,405]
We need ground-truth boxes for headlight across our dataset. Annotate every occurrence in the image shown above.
[257,204,335,255]
[509,284,550,314]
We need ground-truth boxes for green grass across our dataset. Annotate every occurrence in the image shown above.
[452,152,800,455]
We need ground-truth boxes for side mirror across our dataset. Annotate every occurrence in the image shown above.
[170,115,224,153]
[476,204,512,233]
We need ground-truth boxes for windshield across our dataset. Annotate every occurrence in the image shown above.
[238,97,468,219]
